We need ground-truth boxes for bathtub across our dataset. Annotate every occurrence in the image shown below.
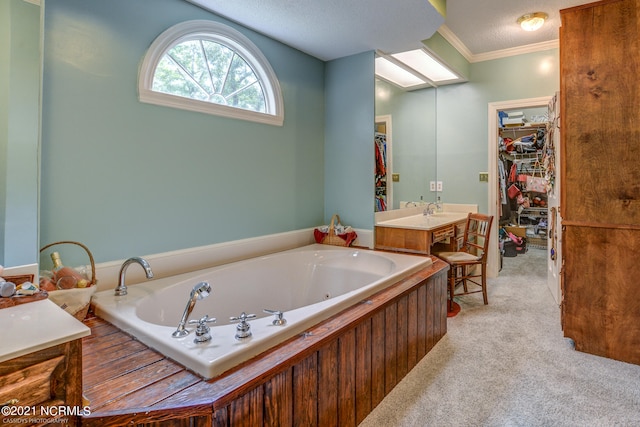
[91,244,432,379]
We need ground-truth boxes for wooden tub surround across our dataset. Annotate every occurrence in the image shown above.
[79,257,448,426]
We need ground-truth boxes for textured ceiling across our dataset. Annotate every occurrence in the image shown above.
[186,0,593,61]
[186,0,444,61]
[444,0,592,55]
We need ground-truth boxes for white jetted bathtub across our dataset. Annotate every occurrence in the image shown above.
[91,244,432,379]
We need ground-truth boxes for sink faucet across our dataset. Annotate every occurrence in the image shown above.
[172,282,212,338]
[423,202,437,216]
[114,257,154,296]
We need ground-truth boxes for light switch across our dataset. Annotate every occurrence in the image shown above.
[479,172,489,182]
[392,173,400,182]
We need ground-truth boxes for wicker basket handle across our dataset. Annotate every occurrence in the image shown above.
[328,214,341,233]
[39,240,97,287]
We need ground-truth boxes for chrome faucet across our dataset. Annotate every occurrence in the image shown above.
[172,282,212,338]
[114,257,154,296]
[423,202,437,216]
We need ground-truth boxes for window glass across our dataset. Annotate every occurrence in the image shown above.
[139,21,283,126]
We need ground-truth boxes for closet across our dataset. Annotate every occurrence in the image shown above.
[498,109,550,252]
[560,0,640,365]
[375,116,392,211]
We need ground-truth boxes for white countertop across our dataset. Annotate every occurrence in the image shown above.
[0,299,91,363]
[375,212,468,230]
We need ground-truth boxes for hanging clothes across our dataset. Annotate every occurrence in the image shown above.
[375,132,388,212]
[375,133,387,177]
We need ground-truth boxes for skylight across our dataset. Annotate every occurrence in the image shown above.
[375,48,464,90]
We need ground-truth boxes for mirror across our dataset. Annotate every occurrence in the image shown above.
[375,79,437,210]
[0,0,40,267]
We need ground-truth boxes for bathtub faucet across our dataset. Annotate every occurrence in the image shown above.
[172,282,212,338]
[264,309,287,326]
[230,312,257,340]
[114,257,154,296]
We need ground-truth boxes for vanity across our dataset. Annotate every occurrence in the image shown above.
[375,204,475,255]
[0,299,90,426]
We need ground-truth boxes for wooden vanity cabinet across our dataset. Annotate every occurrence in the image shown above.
[0,339,83,425]
[375,221,463,255]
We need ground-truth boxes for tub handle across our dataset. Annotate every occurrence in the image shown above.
[188,315,216,343]
[230,312,256,340]
[263,309,287,326]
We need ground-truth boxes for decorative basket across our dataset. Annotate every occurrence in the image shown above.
[40,241,98,321]
[314,214,358,247]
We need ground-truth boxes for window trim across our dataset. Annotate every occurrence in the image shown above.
[139,20,284,126]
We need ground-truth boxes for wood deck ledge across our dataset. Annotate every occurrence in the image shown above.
[80,258,448,425]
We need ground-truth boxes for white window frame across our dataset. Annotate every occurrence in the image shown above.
[139,20,284,126]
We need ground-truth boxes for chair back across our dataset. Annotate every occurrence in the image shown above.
[462,213,493,261]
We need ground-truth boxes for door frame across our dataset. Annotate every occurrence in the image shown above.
[487,96,552,278]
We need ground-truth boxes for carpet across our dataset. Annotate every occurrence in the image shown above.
[359,248,640,426]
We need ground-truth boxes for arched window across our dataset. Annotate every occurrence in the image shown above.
[139,20,284,126]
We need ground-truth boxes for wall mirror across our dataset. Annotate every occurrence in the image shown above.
[1,0,41,268]
[375,79,438,211]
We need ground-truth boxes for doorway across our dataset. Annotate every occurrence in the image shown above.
[487,96,552,278]
[375,115,393,211]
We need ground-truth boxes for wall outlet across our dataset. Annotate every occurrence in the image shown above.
[436,181,443,191]
[392,173,400,182]
[430,181,436,191]
[479,172,489,182]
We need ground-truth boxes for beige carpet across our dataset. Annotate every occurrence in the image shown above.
[359,248,640,426]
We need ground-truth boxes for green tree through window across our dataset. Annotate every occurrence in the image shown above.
[153,40,266,113]
[138,20,283,126]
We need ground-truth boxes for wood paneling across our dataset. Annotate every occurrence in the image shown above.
[355,321,372,424]
[375,226,430,254]
[563,226,640,364]
[263,370,292,426]
[560,0,640,365]
[79,259,449,426]
[561,0,640,224]
[317,341,338,426]
[0,340,82,427]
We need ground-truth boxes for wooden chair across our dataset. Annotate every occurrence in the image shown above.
[436,213,493,312]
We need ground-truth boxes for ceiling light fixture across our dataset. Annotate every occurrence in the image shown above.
[375,56,430,90]
[375,48,463,90]
[391,49,459,83]
[517,12,548,32]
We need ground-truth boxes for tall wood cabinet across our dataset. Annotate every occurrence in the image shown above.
[560,0,640,365]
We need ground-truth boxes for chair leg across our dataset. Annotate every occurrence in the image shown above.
[462,265,469,292]
[481,263,488,305]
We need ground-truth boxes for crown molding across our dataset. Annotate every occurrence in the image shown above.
[437,25,559,63]
[436,25,474,62]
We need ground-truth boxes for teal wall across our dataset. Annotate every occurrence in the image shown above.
[0,0,40,267]
[5,0,561,267]
[324,52,375,229]
[376,49,559,213]
[40,0,326,264]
